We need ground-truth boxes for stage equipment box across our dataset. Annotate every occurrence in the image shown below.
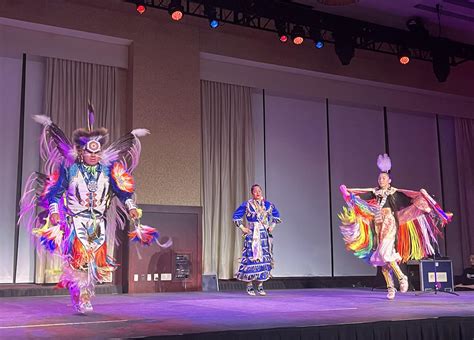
[202,274,219,292]
[407,259,454,292]
[127,205,202,294]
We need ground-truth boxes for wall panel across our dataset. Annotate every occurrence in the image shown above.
[386,111,442,205]
[329,103,384,276]
[0,56,21,283]
[265,95,331,276]
[438,116,463,274]
[15,57,44,283]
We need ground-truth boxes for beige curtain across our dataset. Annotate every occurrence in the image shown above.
[36,57,125,283]
[454,118,474,270]
[201,80,255,279]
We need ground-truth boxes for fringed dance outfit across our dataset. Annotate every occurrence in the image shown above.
[338,157,452,299]
[233,199,281,283]
[19,108,163,313]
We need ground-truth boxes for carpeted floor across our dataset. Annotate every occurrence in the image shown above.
[1,288,473,338]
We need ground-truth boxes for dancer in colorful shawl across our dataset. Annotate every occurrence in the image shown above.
[233,184,281,296]
[339,154,452,299]
[19,104,165,313]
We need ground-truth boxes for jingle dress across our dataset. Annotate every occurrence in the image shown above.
[233,199,281,282]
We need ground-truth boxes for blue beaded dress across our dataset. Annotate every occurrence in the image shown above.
[232,199,281,282]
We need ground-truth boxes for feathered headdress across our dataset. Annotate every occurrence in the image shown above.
[377,153,392,173]
[72,128,108,151]
[72,102,108,153]
[33,101,149,171]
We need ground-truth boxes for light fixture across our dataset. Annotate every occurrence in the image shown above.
[136,0,146,15]
[291,25,305,45]
[168,0,184,21]
[204,4,219,28]
[432,40,451,82]
[406,17,423,33]
[406,17,429,41]
[310,28,324,49]
[398,46,411,65]
[275,20,289,43]
[334,30,354,65]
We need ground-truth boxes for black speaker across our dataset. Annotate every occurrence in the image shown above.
[407,259,454,292]
[420,259,454,292]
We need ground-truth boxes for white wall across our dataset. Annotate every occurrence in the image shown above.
[0,55,44,283]
[16,56,44,283]
[0,56,22,283]
[386,110,442,198]
[0,18,130,68]
[328,103,385,276]
[265,95,331,276]
[251,90,266,192]
[200,53,474,119]
[438,116,463,273]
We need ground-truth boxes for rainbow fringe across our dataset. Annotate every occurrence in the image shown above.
[338,206,374,263]
[128,224,160,246]
[420,189,453,225]
[397,215,437,262]
[32,218,63,253]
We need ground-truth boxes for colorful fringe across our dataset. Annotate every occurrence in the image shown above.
[420,189,453,225]
[32,218,64,253]
[339,186,451,265]
[350,194,378,220]
[57,266,94,295]
[129,224,160,246]
[127,209,172,247]
[397,215,437,262]
[64,238,117,284]
[338,206,374,263]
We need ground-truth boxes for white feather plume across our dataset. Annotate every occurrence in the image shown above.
[377,153,392,173]
[131,128,150,138]
[33,115,52,126]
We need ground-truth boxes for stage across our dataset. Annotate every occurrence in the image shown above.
[1,288,473,339]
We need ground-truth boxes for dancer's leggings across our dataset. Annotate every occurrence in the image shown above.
[381,262,406,289]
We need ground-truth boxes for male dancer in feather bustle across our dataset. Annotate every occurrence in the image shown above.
[19,104,163,313]
[339,154,452,300]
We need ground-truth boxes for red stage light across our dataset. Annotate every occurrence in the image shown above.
[291,26,305,45]
[171,10,183,21]
[136,4,146,15]
[398,46,411,65]
[169,0,184,21]
[279,35,288,43]
[293,36,304,45]
[399,55,410,65]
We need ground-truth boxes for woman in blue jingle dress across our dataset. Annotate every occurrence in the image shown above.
[233,184,281,296]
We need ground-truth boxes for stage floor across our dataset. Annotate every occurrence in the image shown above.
[1,288,473,338]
